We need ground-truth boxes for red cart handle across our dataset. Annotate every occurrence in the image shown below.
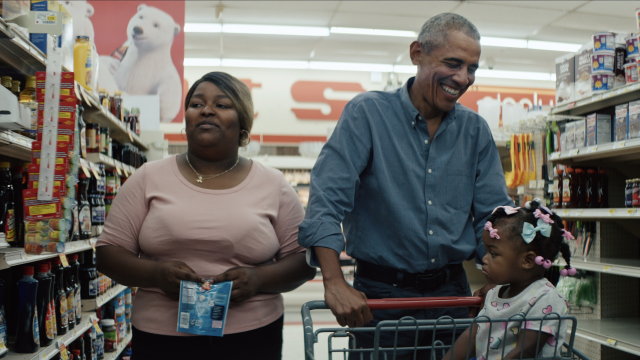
[366,296,483,310]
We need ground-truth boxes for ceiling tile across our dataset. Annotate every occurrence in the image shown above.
[455,3,565,26]
[330,13,427,31]
[470,1,588,12]
[220,8,334,26]
[185,33,221,50]
[552,12,636,33]
[575,1,640,18]
[530,26,593,44]
[474,22,540,38]
[215,1,341,11]
[337,1,459,17]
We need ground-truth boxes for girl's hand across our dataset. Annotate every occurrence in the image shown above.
[152,261,204,300]
[212,267,261,303]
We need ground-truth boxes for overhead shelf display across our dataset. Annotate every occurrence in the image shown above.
[552,82,640,117]
[575,318,640,356]
[548,138,640,165]
[555,257,640,278]
[0,239,96,270]
[554,208,640,220]
[0,130,33,161]
[0,17,47,76]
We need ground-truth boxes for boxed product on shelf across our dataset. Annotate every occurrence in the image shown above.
[36,72,75,99]
[615,103,630,141]
[586,113,612,146]
[31,141,71,165]
[0,84,32,130]
[614,45,626,87]
[574,119,586,148]
[565,121,576,150]
[555,54,575,105]
[23,187,62,220]
[628,100,640,139]
[575,48,594,100]
[27,163,67,195]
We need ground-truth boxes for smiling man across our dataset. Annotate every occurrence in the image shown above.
[298,13,513,359]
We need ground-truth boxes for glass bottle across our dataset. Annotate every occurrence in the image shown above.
[86,123,100,154]
[111,91,123,121]
[586,169,599,208]
[562,167,574,209]
[100,127,110,156]
[11,80,20,97]
[625,180,633,208]
[64,261,75,330]
[0,163,16,246]
[633,179,640,208]
[553,168,563,209]
[52,258,68,335]
[575,168,588,208]
[15,266,40,353]
[77,172,92,240]
[598,169,608,208]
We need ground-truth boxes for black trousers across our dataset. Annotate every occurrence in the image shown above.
[131,315,284,360]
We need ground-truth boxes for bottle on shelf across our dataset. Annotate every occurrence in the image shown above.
[0,279,7,358]
[99,127,110,157]
[84,328,96,360]
[69,254,82,325]
[79,106,88,159]
[15,266,40,353]
[0,163,16,246]
[625,180,633,208]
[74,36,93,92]
[45,263,58,338]
[586,169,598,208]
[89,172,100,237]
[86,123,100,154]
[11,80,20,97]
[553,168,563,209]
[11,164,27,247]
[576,168,587,208]
[80,254,98,300]
[64,260,76,331]
[77,172,92,240]
[99,165,106,228]
[562,167,574,209]
[598,169,608,208]
[131,107,140,136]
[34,263,55,346]
[0,77,12,92]
[633,179,640,208]
[94,322,104,360]
[111,91,123,121]
[52,258,68,335]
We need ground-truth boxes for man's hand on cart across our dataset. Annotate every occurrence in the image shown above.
[324,278,373,328]
[469,283,497,318]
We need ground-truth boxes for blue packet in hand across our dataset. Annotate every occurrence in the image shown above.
[177,279,232,337]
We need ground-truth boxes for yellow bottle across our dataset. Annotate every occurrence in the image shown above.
[73,36,93,91]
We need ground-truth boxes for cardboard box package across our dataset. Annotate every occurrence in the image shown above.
[574,119,586,149]
[575,48,594,100]
[629,100,640,139]
[565,122,576,150]
[586,113,612,146]
[615,103,629,141]
[555,54,575,105]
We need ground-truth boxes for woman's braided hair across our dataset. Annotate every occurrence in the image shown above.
[486,200,572,271]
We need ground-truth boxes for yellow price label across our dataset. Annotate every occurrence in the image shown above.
[114,161,122,176]
[92,319,103,334]
[609,209,618,215]
[57,135,70,142]
[603,266,612,271]
[123,165,129,178]
[89,162,100,179]
[628,209,638,215]
[563,210,570,215]
[30,203,57,216]
[80,161,91,177]
[47,15,56,21]
[588,146,597,153]
[59,253,69,267]
[606,338,617,346]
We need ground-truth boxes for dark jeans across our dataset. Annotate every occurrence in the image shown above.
[349,269,472,360]
[132,315,283,360]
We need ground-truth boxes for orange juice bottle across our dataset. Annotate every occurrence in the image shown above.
[73,36,93,91]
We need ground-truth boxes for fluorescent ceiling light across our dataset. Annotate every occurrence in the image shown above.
[476,69,555,81]
[331,27,416,38]
[184,58,555,81]
[184,23,221,33]
[482,37,581,52]
[183,58,221,66]
[223,24,329,36]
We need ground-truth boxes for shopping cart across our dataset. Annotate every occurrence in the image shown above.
[301,297,589,360]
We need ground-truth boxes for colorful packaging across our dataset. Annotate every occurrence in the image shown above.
[591,73,615,93]
[36,72,75,100]
[565,122,576,150]
[615,103,630,141]
[555,54,575,105]
[586,113,612,146]
[592,32,615,52]
[629,100,640,139]
[625,61,638,84]
[614,46,626,87]
[573,119,586,148]
[23,188,62,221]
[575,49,593,100]
[591,51,615,73]
[177,280,232,337]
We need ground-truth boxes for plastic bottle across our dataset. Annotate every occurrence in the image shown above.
[101,319,117,353]
[84,329,96,360]
[0,163,16,246]
[77,172,92,240]
[34,264,54,346]
[45,263,57,338]
[52,258,68,335]
[0,279,8,358]
[576,168,588,208]
[111,91,123,121]
[69,254,82,325]
[86,123,100,154]
[553,168,563,209]
[625,180,634,208]
[94,324,104,360]
[64,261,76,330]
[15,266,40,353]
[0,77,11,92]
[562,167,574,209]
[633,179,640,208]
[74,36,93,91]
[598,169,608,208]
[80,256,98,300]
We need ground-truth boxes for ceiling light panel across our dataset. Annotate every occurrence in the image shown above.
[184,23,221,33]
[223,24,329,36]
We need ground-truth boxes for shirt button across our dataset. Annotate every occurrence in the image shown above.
[412,121,415,126]
[428,200,432,205]
[424,139,429,144]
[428,169,432,173]
[431,259,436,263]
[418,116,423,121]
[429,230,434,235]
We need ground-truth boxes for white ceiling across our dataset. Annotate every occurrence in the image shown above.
[184,1,640,74]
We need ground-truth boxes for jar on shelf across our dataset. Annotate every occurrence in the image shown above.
[86,123,100,154]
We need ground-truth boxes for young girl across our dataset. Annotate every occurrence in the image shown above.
[442,199,576,360]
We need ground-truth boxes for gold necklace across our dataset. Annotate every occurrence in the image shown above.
[186,154,240,183]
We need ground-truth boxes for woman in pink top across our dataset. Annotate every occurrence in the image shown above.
[96,72,316,360]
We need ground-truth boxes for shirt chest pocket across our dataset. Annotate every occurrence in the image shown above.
[444,168,474,210]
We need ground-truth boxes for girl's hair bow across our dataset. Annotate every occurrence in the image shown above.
[533,209,554,224]
[484,221,500,239]
[522,219,552,244]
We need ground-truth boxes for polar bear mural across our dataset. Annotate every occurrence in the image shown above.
[99,4,182,123]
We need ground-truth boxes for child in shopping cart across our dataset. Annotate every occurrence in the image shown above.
[442,199,576,360]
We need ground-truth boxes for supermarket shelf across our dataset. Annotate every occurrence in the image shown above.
[554,208,640,220]
[5,312,97,360]
[552,81,640,116]
[575,318,640,356]
[0,18,46,76]
[82,155,135,177]
[0,239,96,270]
[0,131,33,162]
[82,284,128,312]
[548,138,640,165]
[104,332,132,360]
[555,258,640,278]
[77,86,149,151]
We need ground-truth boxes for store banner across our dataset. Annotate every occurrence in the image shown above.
[72,1,185,124]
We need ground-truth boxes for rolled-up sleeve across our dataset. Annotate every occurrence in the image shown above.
[472,121,514,266]
[298,100,372,260]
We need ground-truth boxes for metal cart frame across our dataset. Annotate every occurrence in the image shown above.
[301,297,590,360]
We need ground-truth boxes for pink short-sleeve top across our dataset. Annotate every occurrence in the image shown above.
[97,155,306,336]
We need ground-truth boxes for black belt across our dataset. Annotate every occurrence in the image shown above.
[355,260,464,291]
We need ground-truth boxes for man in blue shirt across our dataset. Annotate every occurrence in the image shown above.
[298,13,512,358]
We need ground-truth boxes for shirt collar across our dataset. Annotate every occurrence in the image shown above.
[400,77,458,129]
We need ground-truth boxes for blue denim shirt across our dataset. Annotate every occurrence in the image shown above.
[298,77,513,273]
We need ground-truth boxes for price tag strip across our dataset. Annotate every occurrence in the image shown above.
[59,253,69,267]
[588,146,598,153]
[569,149,579,156]
[80,159,91,177]
[614,141,626,149]
[89,162,101,179]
